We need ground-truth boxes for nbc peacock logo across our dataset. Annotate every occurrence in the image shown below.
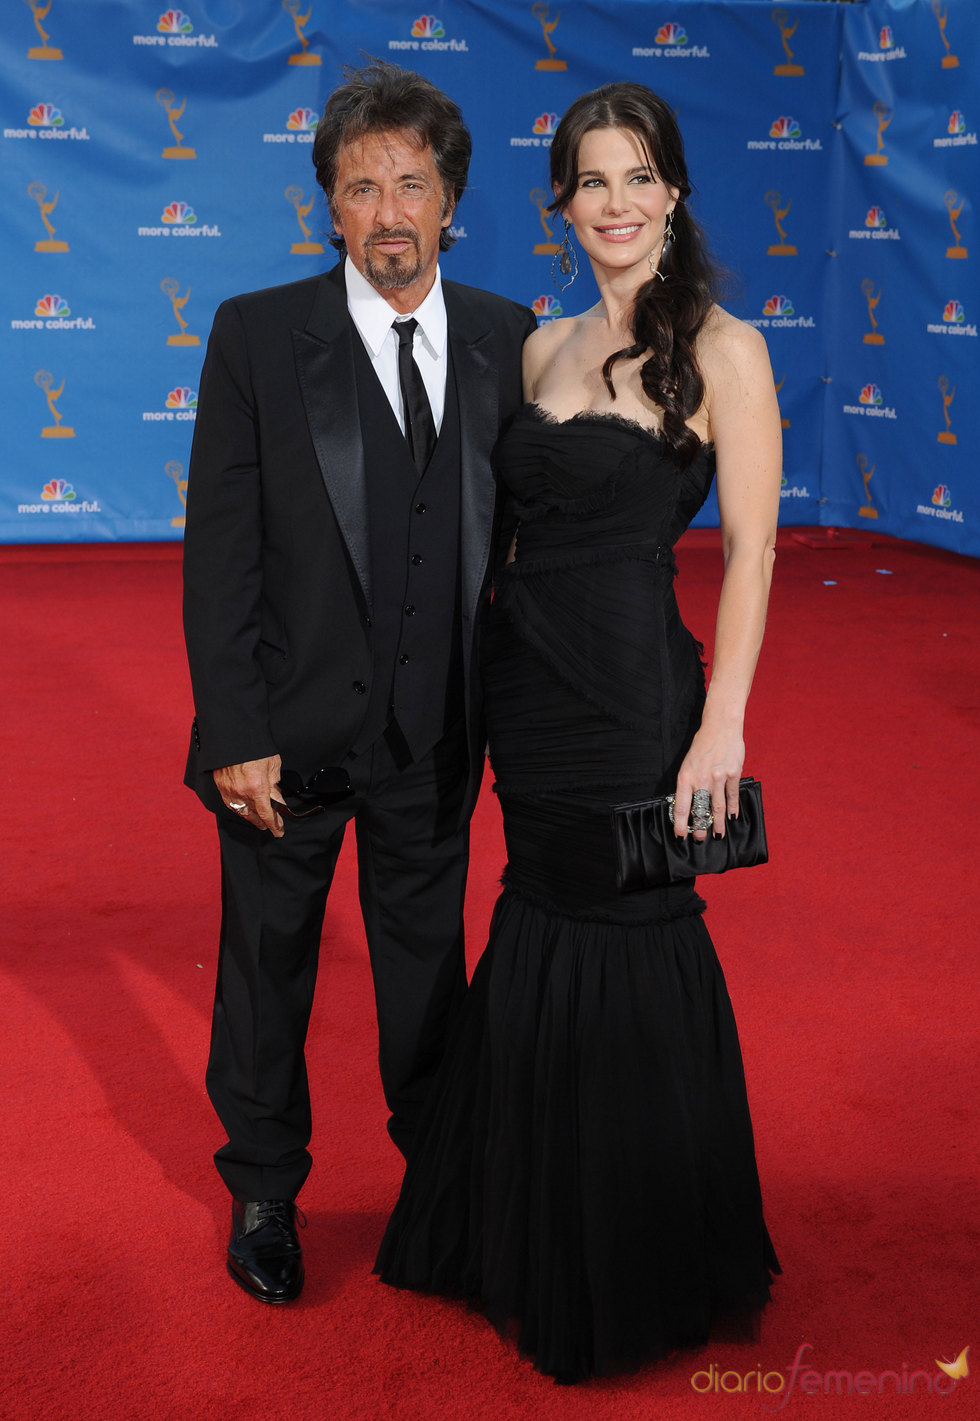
[532,295,562,321]
[510,112,560,149]
[42,478,75,502]
[139,201,219,238]
[919,479,964,523]
[142,385,198,423]
[158,9,193,34]
[29,102,62,127]
[412,15,444,38]
[263,108,318,145]
[11,292,93,331]
[656,23,688,45]
[133,8,216,48]
[163,200,196,226]
[287,107,317,131]
[935,111,977,148]
[18,479,102,517]
[9,101,89,141]
[749,117,821,152]
[927,299,977,337]
[166,386,198,411]
[843,381,897,420]
[848,204,900,243]
[36,294,69,317]
[631,18,708,59]
[389,11,467,52]
[858,24,907,62]
[752,294,813,330]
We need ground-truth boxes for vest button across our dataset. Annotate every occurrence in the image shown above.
[364,615,372,627]
[414,501,426,514]
[399,654,410,665]
[411,554,423,565]
[404,604,416,616]
[352,680,366,694]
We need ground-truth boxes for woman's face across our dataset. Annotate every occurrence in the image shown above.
[558,125,678,278]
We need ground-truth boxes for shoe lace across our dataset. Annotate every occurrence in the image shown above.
[254,1199,307,1231]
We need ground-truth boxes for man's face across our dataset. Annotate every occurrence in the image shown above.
[331,130,454,310]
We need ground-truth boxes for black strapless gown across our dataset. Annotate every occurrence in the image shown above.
[375,405,779,1382]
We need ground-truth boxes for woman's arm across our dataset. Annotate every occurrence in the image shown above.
[672,313,782,841]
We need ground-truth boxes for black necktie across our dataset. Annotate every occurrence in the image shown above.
[395,318,437,472]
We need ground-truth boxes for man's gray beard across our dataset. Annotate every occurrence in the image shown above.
[363,245,424,290]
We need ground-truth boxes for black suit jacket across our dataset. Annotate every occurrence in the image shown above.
[182,262,534,816]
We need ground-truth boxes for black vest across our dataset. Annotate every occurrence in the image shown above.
[350,325,463,760]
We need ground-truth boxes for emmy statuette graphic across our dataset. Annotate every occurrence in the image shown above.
[157,89,196,159]
[167,461,188,528]
[530,189,561,254]
[765,191,797,255]
[24,0,62,59]
[856,454,878,520]
[864,102,892,166]
[773,374,791,430]
[937,375,957,445]
[29,182,68,252]
[861,279,884,345]
[36,369,74,437]
[945,190,968,259]
[532,4,567,71]
[932,0,959,68]
[286,187,324,254]
[161,279,200,346]
[772,8,804,76]
[284,0,321,65]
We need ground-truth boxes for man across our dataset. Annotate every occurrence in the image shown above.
[182,62,534,1305]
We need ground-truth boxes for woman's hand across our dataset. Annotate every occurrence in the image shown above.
[671,724,744,842]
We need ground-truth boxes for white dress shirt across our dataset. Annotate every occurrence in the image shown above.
[344,258,448,435]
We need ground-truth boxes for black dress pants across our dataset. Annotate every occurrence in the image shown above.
[206,720,470,1202]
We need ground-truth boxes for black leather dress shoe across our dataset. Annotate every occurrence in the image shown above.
[227,1199,305,1303]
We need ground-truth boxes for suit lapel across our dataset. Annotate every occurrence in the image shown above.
[293,265,373,613]
[444,282,497,628]
[294,271,501,625]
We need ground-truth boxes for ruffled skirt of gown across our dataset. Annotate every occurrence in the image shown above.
[375,602,779,1382]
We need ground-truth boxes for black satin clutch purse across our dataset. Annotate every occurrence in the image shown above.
[611,777,768,891]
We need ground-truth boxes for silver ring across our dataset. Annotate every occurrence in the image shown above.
[228,800,248,814]
[691,789,711,813]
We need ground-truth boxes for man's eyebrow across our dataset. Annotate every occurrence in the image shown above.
[342,170,432,187]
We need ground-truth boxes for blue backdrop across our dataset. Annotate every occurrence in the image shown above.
[1,0,976,553]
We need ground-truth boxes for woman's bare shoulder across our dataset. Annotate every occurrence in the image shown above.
[700,304,770,367]
[522,315,581,393]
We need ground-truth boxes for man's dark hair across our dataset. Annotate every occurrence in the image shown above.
[313,60,471,252]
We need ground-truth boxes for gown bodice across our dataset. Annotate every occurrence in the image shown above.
[490,404,716,741]
[496,402,716,560]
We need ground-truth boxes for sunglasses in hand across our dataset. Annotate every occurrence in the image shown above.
[272,765,354,819]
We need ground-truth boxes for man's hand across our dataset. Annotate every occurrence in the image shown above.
[214,756,284,837]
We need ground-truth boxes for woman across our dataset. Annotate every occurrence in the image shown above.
[376,82,782,1383]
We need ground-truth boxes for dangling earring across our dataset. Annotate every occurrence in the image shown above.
[650,208,675,282]
[551,218,578,291]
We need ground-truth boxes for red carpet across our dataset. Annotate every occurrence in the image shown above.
[1,531,977,1419]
